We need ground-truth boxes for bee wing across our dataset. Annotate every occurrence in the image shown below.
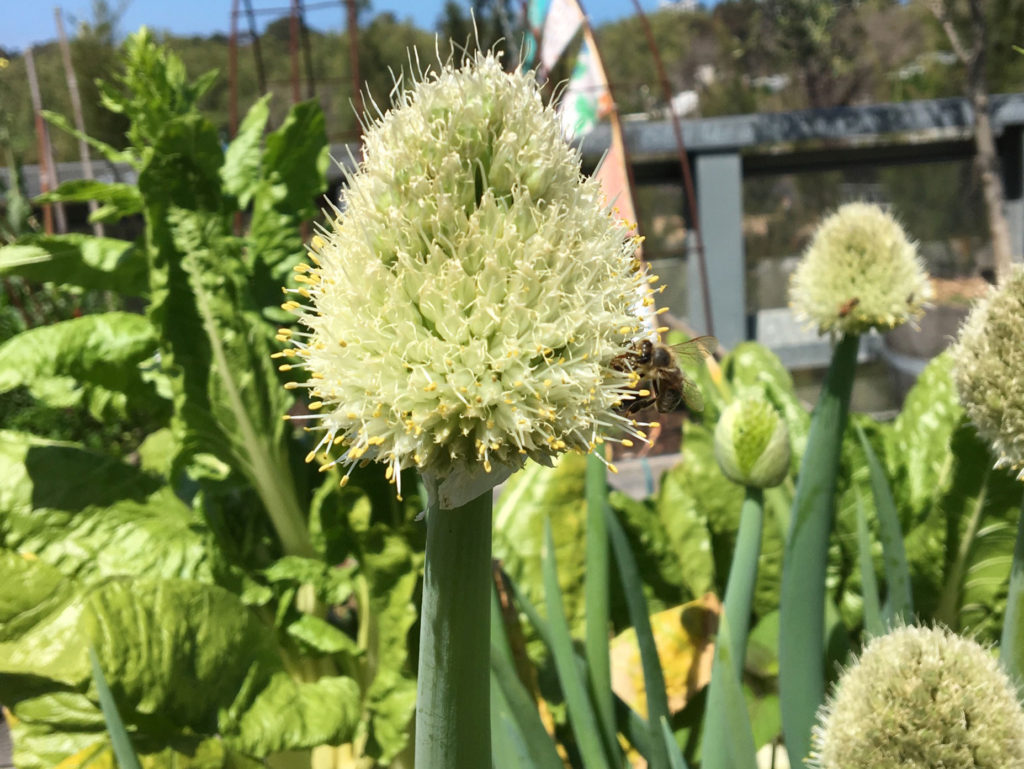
[680,373,704,412]
[668,335,718,362]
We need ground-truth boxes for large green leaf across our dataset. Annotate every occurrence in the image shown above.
[0,235,147,295]
[0,312,167,421]
[0,555,360,767]
[247,100,329,312]
[0,435,219,586]
[0,430,161,515]
[35,179,143,224]
[493,454,590,637]
[884,352,962,517]
[220,95,271,209]
[138,113,309,553]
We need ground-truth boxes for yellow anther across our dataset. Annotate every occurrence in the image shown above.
[271,351,287,359]
[608,463,619,474]
[656,307,670,315]
[339,476,349,487]
[424,382,438,392]
[305,450,317,463]
[284,382,299,389]
[278,364,293,372]
[656,326,669,334]
[638,389,651,397]
[622,439,634,448]
[308,401,324,410]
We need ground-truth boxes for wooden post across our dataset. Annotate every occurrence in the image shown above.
[55,8,104,237]
[24,47,63,234]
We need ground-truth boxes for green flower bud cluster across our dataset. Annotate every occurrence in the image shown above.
[789,202,932,336]
[812,625,1024,769]
[713,397,790,488]
[277,53,651,506]
[952,268,1024,480]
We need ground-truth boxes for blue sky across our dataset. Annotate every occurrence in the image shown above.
[3,0,684,52]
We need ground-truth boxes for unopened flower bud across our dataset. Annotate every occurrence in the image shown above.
[713,397,790,488]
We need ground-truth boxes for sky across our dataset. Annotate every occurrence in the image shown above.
[3,0,685,53]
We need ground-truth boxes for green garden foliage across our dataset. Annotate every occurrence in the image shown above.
[0,31,423,768]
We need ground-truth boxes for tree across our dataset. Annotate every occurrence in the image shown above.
[927,0,1015,282]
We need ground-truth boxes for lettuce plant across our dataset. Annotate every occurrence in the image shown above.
[0,30,423,768]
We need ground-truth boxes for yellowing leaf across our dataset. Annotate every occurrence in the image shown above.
[610,592,720,717]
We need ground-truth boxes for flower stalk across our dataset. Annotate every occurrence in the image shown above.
[415,489,493,769]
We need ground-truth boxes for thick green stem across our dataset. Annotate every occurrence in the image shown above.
[723,487,764,679]
[700,487,764,769]
[1000,497,1024,683]
[414,488,493,769]
[584,452,616,760]
[779,333,858,768]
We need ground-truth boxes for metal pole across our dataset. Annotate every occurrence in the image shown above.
[55,8,103,237]
[243,0,268,95]
[298,0,316,99]
[289,0,301,103]
[229,0,240,136]
[628,0,715,338]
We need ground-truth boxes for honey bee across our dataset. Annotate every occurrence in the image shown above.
[837,297,860,318]
[610,336,717,414]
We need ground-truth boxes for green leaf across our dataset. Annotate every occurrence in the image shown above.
[493,455,590,643]
[0,235,147,295]
[885,352,961,515]
[221,95,271,209]
[489,648,565,769]
[247,100,329,310]
[606,507,671,769]
[35,179,143,223]
[0,558,360,765]
[0,435,220,587]
[931,422,1023,638]
[854,487,884,638]
[90,647,143,769]
[0,313,166,420]
[285,614,361,656]
[41,110,137,167]
[855,423,912,625]
[0,430,161,515]
[542,518,612,769]
[143,202,311,556]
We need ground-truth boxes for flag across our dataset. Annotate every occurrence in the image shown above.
[539,0,584,72]
[522,0,552,70]
[559,37,612,138]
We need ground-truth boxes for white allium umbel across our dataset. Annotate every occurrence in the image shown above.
[789,202,932,336]
[952,268,1024,480]
[811,625,1024,769]
[277,53,650,507]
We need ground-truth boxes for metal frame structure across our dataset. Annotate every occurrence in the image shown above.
[9,92,1024,360]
